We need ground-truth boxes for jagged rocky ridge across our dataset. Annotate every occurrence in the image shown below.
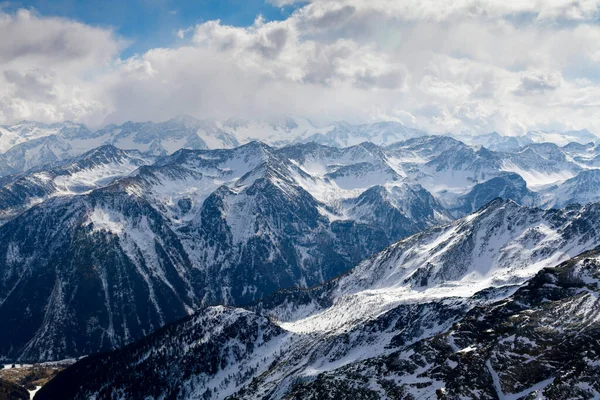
[36,199,600,399]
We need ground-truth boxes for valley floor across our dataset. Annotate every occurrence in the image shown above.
[0,360,74,398]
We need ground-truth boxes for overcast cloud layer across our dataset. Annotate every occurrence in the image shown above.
[1,1,600,135]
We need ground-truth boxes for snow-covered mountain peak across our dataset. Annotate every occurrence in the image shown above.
[219,116,319,145]
[386,135,466,163]
[7,133,600,371]
[540,169,600,208]
[76,144,146,165]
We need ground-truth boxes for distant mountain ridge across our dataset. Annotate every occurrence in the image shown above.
[1,117,598,178]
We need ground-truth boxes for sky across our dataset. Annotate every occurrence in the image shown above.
[0,0,299,57]
[1,0,600,136]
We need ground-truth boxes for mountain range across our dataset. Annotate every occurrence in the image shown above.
[0,117,425,177]
[4,132,600,363]
[1,117,598,178]
[1,118,600,398]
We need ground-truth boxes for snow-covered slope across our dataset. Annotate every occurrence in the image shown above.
[499,143,582,189]
[0,121,89,153]
[451,172,537,216]
[219,116,319,146]
[282,248,600,399]
[89,117,233,154]
[265,199,600,332]
[527,128,599,146]
[453,131,533,152]
[539,169,600,208]
[122,142,452,305]
[384,136,584,205]
[0,135,77,177]
[0,118,424,178]
[0,189,198,361]
[2,118,599,183]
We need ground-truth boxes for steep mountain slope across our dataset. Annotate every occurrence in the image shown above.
[35,200,600,399]
[262,200,600,330]
[342,183,447,240]
[0,135,78,177]
[451,173,536,216]
[111,142,451,306]
[561,141,600,168]
[3,138,600,362]
[35,296,479,400]
[540,169,600,209]
[181,157,375,304]
[0,189,198,362]
[36,306,288,400]
[386,136,582,206]
[499,143,582,188]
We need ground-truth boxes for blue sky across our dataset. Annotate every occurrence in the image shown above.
[3,0,300,57]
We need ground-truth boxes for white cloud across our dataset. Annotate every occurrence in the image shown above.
[0,9,119,125]
[515,70,563,96]
[0,9,120,65]
[1,2,600,137]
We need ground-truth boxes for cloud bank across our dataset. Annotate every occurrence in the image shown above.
[1,1,600,136]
